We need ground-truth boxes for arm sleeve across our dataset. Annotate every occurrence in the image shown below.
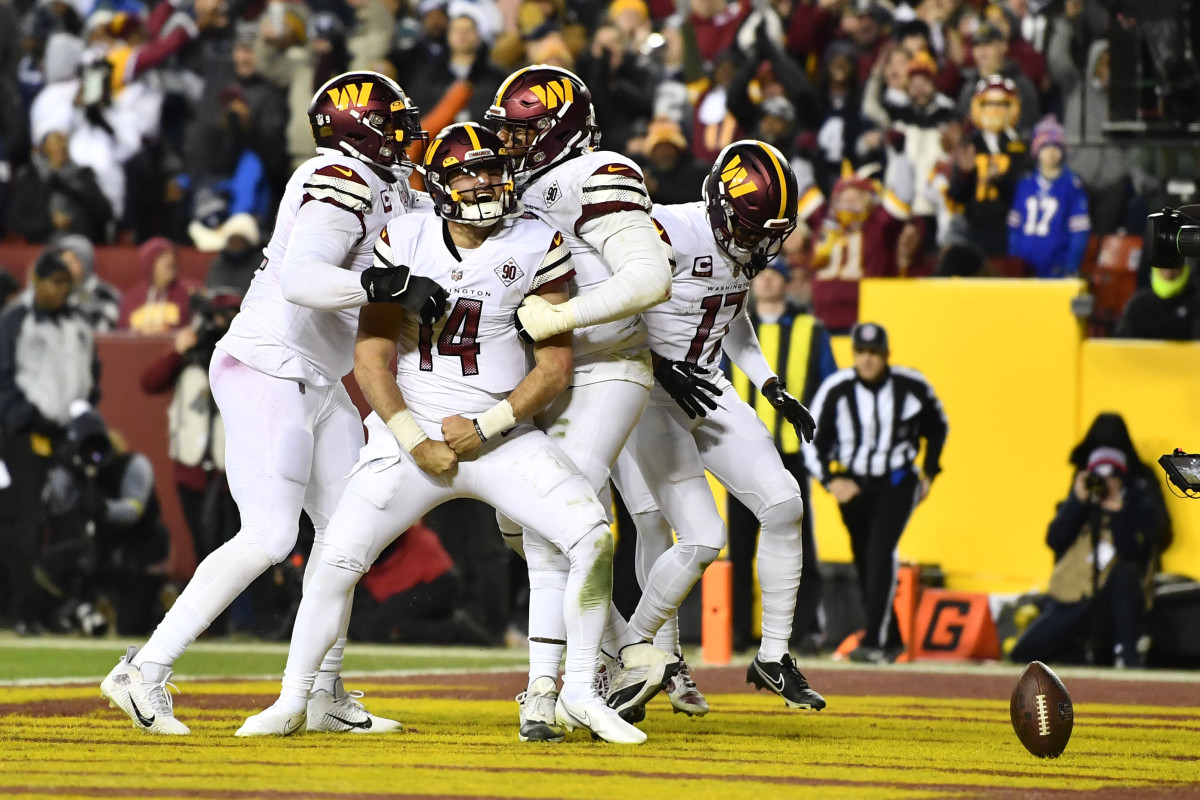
[1046,490,1088,555]
[803,376,839,483]
[917,380,949,479]
[105,453,155,527]
[568,209,672,327]
[723,311,776,389]
[0,308,38,432]
[279,199,370,311]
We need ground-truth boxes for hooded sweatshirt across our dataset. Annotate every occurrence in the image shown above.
[117,238,196,333]
[1051,34,1129,189]
[52,234,122,331]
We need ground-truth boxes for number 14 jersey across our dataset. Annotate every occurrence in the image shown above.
[643,202,749,368]
[374,212,574,426]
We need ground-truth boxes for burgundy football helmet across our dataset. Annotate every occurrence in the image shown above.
[703,140,799,277]
[484,65,600,180]
[308,71,426,175]
[423,123,518,226]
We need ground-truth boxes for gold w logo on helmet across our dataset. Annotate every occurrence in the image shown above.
[529,79,574,110]
[326,82,375,111]
[720,154,758,198]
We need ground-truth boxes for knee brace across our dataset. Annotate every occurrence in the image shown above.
[525,533,571,574]
[682,543,722,570]
[759,494,805,538]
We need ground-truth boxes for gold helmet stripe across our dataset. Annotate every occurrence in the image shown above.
[464,124,482,152]
[495,66,535,104]
[757,141,788,219]
[424,137,442,167]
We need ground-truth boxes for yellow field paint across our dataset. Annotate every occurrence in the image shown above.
[2,683,1197,800]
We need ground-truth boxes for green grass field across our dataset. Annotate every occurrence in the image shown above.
[1,636,1198,800]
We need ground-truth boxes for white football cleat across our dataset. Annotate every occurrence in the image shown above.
[667,658,710,716]
[100,646,189,736]
[236,705,306,738]
[555,693,647,744]
[605,642,679,717]
[307,679,402,734]
[516,676,565,743]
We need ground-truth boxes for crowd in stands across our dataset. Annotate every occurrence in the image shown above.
[0,0,1196,643]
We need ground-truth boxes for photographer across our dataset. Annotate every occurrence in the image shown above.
[140,291,240,564]
[1010,414,1171,668]
[33,405,169,636]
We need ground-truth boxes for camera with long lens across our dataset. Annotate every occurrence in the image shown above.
[187,291,240,360]
[1145,207,1200,269]
[1159,449,1200,496]
[1084,470,1111,502]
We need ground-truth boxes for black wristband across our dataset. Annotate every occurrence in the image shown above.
[473,419,487,442]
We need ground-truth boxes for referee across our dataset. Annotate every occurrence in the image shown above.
[805,322,948,663]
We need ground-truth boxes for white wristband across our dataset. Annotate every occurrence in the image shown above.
[386,409,428,452]
[473,399,516,442]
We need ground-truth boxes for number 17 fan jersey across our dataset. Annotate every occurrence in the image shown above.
[374,212,574,428]
[643,202,750,368]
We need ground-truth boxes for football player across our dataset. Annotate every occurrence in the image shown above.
[611,140,827,715]
[101,72,448,735]
[483,65,679,741]
[236,124,645,744]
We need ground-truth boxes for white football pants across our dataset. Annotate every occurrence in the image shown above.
[612,376,805,660]
[134,351,362,671]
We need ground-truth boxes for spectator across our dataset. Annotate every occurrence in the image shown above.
[982,2,1047,97]
[118,237,196,334]
[1010,414,1171,668]
[406,7,508,130]
[886,51,956,228]
[1049,34,1129,236]
[840,0,892,83]
[1007,118,1090,278]
[1115,263,1200,341]
[576,21,655,154]
[0,268,20,308]
[691,50,746,164]
[727,258,837,654]
[812,41,866,195]
[954,21,1039,136]
[805,172,919,332]
[690,0,752,64]
[861,42,911,128]
[350,521,494,645]
[33,406,170,636]
[140,291,241,564]
[0,250,99,633]
[639,119,708,205]
[948,75,1029,264]
[51,233,121,331]
[190,212,262,296]
[806,322,948,664]
[784,0,842,72]
[6,129,112,243]
[727,21,819,143]
[187,25,288,225]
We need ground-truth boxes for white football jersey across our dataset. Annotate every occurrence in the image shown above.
[521,150,652,385]
[218,154,417,386]
[644,202,750,368]
[376,211,574,428]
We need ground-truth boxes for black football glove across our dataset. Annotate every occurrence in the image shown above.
[654,358,722,419]
[361,266,449,325]
[762,379,815,442]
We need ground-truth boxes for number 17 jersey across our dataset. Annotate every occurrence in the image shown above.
[374,212,574,428]
[643,202,750,367]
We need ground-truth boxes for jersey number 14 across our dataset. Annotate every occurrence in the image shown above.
[418,298,482,376]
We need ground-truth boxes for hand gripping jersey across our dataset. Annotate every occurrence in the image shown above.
[373,212,574,429]
[520,150,653,386]
[218,155,415,385]
[643,202,749,370]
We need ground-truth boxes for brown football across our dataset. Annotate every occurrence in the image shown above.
[1010,661,1074,758]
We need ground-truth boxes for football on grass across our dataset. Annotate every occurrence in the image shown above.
[1010,661,1074,758]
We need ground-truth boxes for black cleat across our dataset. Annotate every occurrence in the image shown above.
[746,654,826,710]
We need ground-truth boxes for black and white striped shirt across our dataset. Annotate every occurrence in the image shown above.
[804,366,948,486]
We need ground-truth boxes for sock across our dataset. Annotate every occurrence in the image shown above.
[306,539,348,696]
[756,499,804,662]
[560,527,613,697]
[631,510,679,655]
[599,603,643,656]
[278,560,361,715]
[525,533,569,682]
[134,536,274,669]
[629,543,720,643]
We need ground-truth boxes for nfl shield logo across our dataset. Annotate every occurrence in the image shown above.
[451,268,464,282]
[495,258,524,287]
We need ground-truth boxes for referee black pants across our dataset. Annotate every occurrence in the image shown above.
[728,453,823,650]
[837,476,919,650]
